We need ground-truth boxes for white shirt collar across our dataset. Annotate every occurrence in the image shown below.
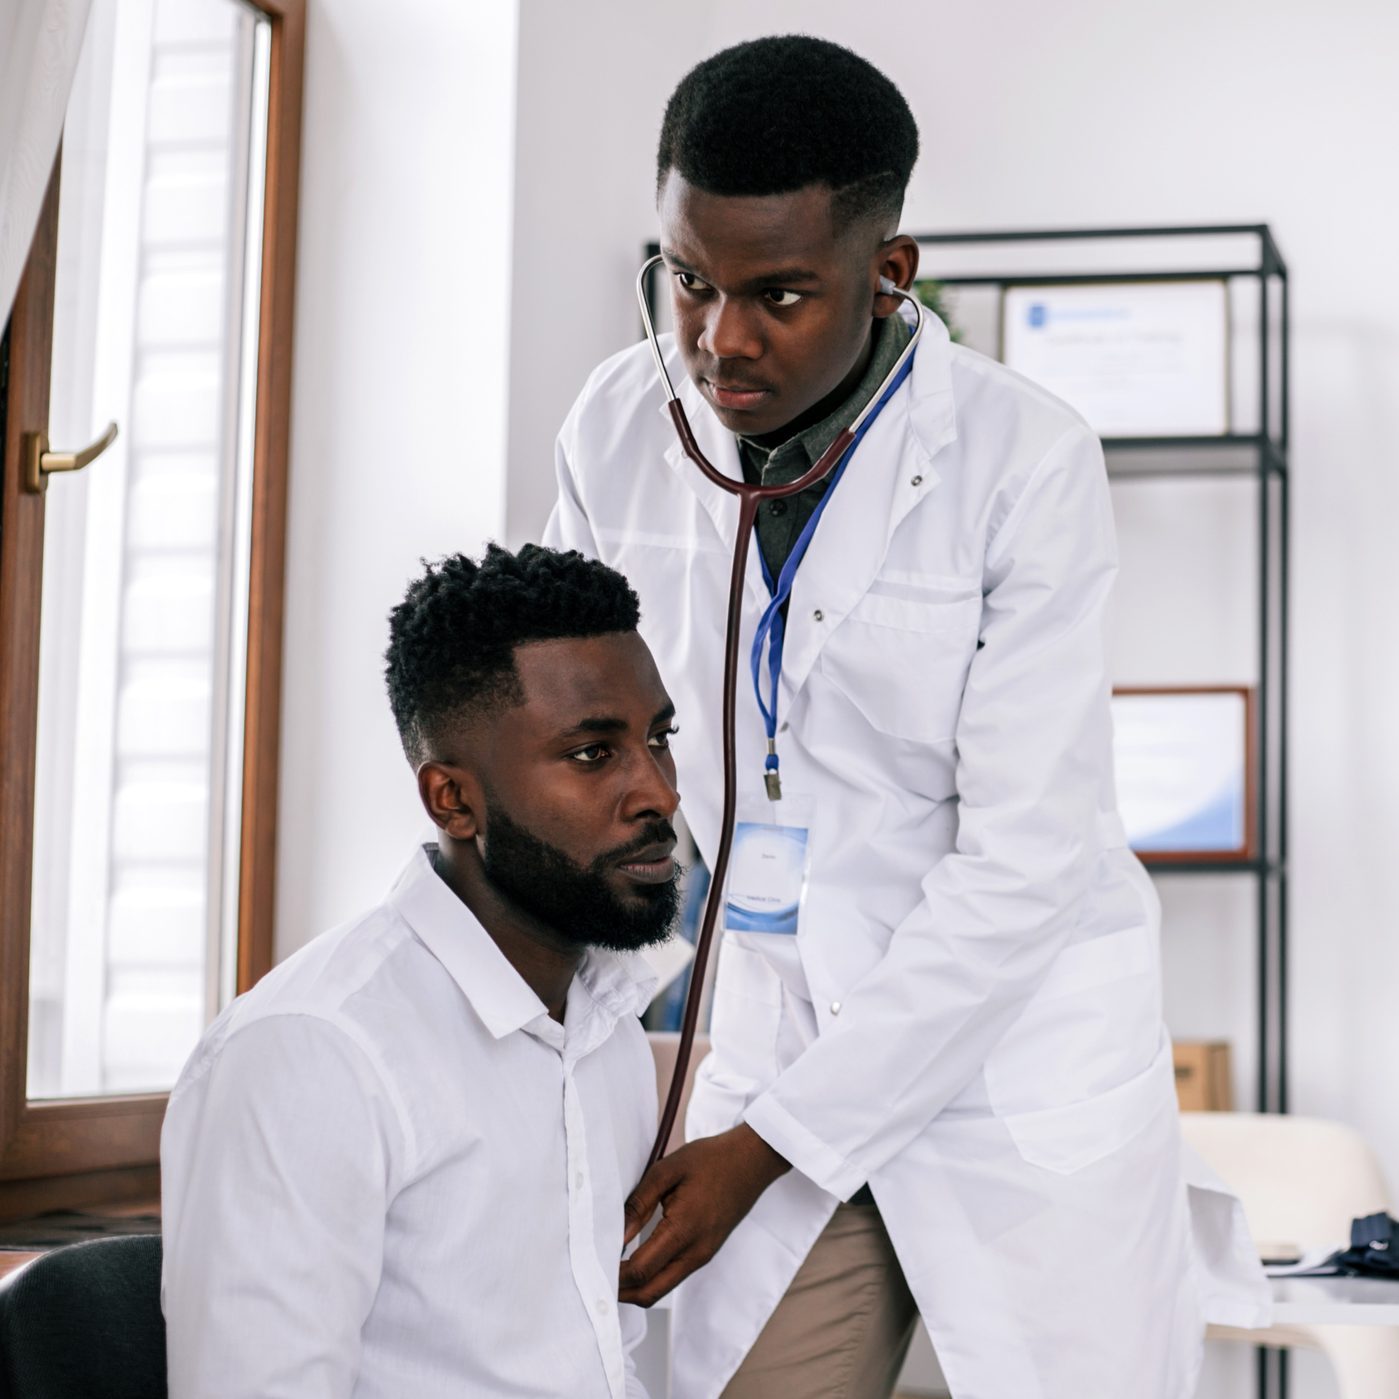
[386,844,657,1042]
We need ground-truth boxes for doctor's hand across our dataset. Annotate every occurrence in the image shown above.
[618,1124,791,1308]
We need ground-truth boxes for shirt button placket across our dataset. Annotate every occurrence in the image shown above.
[562,1064,625,1397]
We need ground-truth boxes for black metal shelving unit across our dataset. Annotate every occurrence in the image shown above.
[910,226,1291,1399]
[904,224,1289,1120]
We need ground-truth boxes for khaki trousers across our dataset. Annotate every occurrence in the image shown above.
[719,1202,922,1399]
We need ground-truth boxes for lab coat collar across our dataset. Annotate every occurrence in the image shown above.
[387,844,657,1041]
[656,307,957,535]
[901,302,959,459]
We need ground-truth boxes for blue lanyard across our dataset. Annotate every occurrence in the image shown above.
[749,351,916,799]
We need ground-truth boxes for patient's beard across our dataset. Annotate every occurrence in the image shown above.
[480,800,681,952]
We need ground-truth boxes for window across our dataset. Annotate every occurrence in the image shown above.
[0,0,303,1213]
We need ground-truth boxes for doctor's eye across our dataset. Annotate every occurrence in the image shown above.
[568,743,610,765]
[648,726,680,750]
[763,288,804,308]
[675,271,711,294]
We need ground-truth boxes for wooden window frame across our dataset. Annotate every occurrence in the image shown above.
[0,0,304,1216]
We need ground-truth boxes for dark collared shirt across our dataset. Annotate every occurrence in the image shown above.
[738,313,911,584]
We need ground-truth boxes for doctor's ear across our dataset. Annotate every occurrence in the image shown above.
[417,761,481,840]
[872,234,919,316]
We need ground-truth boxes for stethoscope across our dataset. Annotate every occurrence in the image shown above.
[635,253,925,1168]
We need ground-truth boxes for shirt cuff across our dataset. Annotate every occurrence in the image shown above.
[743,1092,866,1202]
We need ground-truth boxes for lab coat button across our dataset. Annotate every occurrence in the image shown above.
[911,474,924,486]
[830,1000,842,1015]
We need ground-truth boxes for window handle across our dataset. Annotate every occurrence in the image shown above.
[22,421,119,494]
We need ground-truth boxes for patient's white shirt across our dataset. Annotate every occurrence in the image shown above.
[161,844,657,1399]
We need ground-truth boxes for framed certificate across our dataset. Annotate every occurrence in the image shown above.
[1111,686,1255,863]
[1002,279,1229,437]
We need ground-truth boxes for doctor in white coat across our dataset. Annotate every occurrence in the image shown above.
[546,36,1268,1399]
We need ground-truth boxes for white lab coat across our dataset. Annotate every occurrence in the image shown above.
[545,312,1269,1399]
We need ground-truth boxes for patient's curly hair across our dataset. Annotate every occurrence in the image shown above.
[384,544,641,765]
[657,35,919,233]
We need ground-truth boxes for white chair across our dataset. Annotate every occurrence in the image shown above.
[1181,1111,1399,1399]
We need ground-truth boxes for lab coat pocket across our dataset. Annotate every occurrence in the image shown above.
[999,1036,1175,1175]
[820,591,980,744]
[705,937,782,1095]
[986,925,1163,1170]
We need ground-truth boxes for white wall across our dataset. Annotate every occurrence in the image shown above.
[504,0,689,544]
[504,4,1399,1394]
[275,0,518,957]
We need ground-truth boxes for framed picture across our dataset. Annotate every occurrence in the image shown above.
[1111,686,1256,863]
[1001,279,1230,437]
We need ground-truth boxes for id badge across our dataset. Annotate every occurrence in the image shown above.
[724,795,813,937]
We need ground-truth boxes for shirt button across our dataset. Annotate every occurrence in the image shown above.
[575,1171,585,1190]
[813,609,824,622]
[596,1297,610,1316]
[830,1001,842,1015]
[769,499,787,516]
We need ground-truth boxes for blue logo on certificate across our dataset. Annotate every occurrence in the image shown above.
[724,821,810,935]
[1028,303,1048,329]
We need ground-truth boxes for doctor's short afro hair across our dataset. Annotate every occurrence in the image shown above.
[384,543,641,766]
[657,35,918,234]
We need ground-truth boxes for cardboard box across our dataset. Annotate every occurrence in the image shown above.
[1173,1040,1233,1112]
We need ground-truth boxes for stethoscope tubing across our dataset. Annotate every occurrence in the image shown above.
[636,255,923,1168]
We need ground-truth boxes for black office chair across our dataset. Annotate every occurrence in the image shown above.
[0,1235,165,1399]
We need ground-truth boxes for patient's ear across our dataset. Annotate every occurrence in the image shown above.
[417,762,481,840]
